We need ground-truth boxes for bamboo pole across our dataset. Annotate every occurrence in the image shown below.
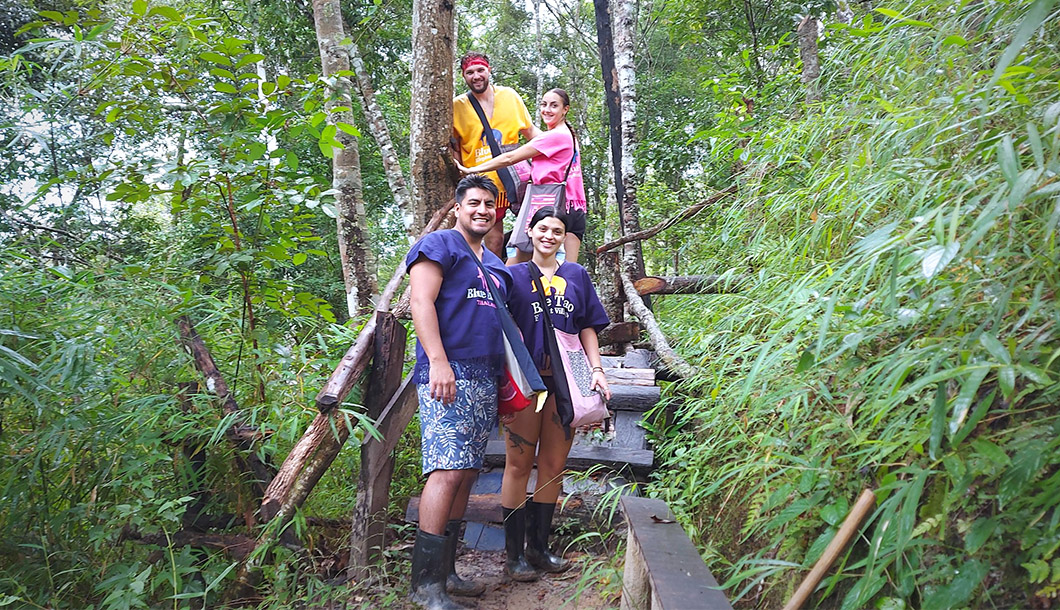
[781,488,877,610]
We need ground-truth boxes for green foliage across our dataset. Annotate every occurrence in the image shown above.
[645,0,1060,606]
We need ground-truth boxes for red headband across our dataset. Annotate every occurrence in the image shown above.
[462,58,490,71]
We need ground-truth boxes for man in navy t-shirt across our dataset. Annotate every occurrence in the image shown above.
[405,174,512,607]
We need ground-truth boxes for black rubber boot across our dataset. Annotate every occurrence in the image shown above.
[409,529,466,610]
[445,520,486,596]
[503,507,540,582]
[524,500,571,573]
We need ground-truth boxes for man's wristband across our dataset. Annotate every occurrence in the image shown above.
[592,366,604,373]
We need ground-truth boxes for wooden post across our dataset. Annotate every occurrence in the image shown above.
[782,489,877,610]
[348,312,407,578]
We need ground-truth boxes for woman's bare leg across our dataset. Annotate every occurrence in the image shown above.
[501,405,543,508]
[531,396,573,504]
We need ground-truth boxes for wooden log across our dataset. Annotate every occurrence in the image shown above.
[623,349,652,369]
[175,317,275,503]
[609,384,661,412]
[605,368,656,387]
[596,250,626,329]
[596,186,737,255]
[122,527,256,561]
[633,275,745,296]
[599,321,641,346]
[620,272,698,380]
[612,410,649,450]
[781,489,877,610]
[348,313,407,578]
[619,496,733,610]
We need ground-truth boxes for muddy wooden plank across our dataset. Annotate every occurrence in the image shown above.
[620,496,733,610]
[612,410,648,451]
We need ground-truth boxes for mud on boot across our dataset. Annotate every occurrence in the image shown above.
[444,520,486,596]
[409,528,468,610]
[524,500,571,573]
[503,506,540,582]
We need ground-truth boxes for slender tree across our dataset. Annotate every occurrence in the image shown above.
[312,0,378,316]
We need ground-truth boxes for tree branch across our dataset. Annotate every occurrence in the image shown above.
[620,270,697,379]
[596,185,737,254]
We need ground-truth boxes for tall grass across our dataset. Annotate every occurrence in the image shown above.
[647,0,1060,607]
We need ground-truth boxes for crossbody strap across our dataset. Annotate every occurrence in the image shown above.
[466,93,519,198]
[529,262,574,434]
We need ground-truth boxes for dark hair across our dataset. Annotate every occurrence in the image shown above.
[455,174,498,202]
[528,207,568,232]
[545,88,578,151]
[459,52,490,71]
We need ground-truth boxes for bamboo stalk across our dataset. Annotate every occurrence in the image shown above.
[781,488,877,610]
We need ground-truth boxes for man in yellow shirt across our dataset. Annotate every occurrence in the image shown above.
[453,52,540,258]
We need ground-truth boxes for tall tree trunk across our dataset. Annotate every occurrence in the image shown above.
[611,0,647,283]
[409,0,456,231]
[348,43,416,243]
[798,15,822,104]
[312,0,378,317]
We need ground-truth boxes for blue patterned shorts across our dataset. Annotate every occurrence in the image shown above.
[418,377,498,475]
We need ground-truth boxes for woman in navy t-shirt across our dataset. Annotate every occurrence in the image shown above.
[499,207,611,581]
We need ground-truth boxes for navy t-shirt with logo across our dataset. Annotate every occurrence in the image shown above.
[405,230,513,382]
[507,262,609,371]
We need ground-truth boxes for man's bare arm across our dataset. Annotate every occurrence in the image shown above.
[409,260,456,403]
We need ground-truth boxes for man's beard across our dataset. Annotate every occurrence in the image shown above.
[469,77,489,94]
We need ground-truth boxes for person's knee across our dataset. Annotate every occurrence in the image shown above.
[427,468,468,489]
[536,453,569,477]
[505,454,535,480]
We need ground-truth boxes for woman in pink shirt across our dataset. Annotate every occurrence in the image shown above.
[456,88,588,263]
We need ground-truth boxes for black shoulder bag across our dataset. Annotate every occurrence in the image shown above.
[466,93,525,205]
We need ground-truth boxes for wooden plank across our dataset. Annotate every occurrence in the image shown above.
[624,349,652,369]
[485,439,653,474]
[606,368,656,386]
[349,313,407,578]
[601,355,626,368]
[619,496,733,610]
[612,410,648,451]
[609,384,661,412]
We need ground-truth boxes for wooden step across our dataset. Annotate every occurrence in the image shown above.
[485,439,653,475]
[609,384,661,412]
[605,367,656,386]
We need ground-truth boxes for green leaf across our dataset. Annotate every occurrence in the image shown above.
[209,67,234,80]
[941,34,967,47]
[39,10,64,21]
[132,0,147,15]
[841,573,887,610]
[965,518,997,554]
[200,51,231,66]
[988,0,1058,90]
[997,136,1019,184]
[292,253,307,266]
[979,334,1010,364]
[923,560,987,610]
[336,122,360,137]
[795,349,815,374]
[998,366,1016,399]
[85,21,114,40]
[929,384,946,460]
[998,440,1046,508]
[949,367,989,434]
[212,82,237,94]
[147,5,181,21]
[235,53,265,69]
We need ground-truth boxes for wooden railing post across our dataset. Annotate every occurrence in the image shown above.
[348,312,407,578]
